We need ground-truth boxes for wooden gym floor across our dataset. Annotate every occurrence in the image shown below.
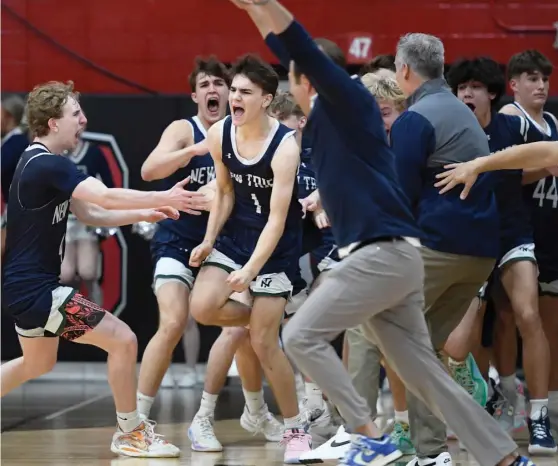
[1,363,556,466]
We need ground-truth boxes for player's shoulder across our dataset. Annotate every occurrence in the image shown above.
[163,118,195,141]
[499,103,522,116]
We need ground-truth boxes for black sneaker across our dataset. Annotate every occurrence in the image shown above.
[528,406,557,455]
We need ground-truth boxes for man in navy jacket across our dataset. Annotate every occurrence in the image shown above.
[229,1,525,466]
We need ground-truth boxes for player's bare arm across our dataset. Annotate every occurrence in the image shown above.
[72,176,205,213]
[141,120,208,181]
[70,199,179,227]
[189,121,235,267]
[435,141,558,199]
[243,135,300,277]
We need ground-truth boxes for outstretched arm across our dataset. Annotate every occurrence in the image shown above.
[71,199,179,227]
[233,1,373,115]
[435,141,558,199]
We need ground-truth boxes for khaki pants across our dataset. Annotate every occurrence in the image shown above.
[283,241,516,466]
[409,246,496,458]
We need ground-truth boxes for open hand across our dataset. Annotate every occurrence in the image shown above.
[166,177,207,214]
[143,206,179,223]
[313,209,330,229]
[434,161,480,200]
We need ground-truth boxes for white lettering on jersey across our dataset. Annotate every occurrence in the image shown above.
[52,200,69,224]
[190,166,216,185]
[229,172,273,188]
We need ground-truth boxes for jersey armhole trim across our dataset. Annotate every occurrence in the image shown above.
[17,153,58,211]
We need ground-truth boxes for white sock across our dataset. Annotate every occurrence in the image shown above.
[136,392,155,419]
[117,410,142,432]
[394,410,409,424]
[284,412,305,430]
[243,388,265,414]
[499,374,516,398]
[196,391,218,418]
[530,398,548,420]
[305,382,323,408]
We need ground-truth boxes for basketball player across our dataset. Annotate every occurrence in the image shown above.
[137,56,230,413]
[60,136,115,305]
[443,57,556,454]
[1,80,208,457]
[1,94,29,256]
[498,49,558,445]
[232,2,533,466]
[187,54,312,462]
[140,57,284,450]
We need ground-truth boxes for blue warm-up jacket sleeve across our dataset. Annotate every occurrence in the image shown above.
[390,111,436,208]
[265,33,291,70]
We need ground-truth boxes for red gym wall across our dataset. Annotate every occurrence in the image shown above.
[2,0,558,95]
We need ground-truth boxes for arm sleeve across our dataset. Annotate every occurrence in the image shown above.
[390,111,436,207]
[276,21,378,119]
[264,33,291,70]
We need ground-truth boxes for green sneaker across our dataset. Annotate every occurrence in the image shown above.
[389,420,415,455]
[449,353,488,407]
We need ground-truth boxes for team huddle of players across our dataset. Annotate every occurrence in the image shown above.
[1,6,557,466]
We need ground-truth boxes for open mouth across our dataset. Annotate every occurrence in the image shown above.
[232,105,245,118]
[465,102,476,112]
[207,98,220,113]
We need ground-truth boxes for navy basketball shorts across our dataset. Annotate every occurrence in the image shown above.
[203,226,301,300]
[150,227,201,293]
[14,287,106,341]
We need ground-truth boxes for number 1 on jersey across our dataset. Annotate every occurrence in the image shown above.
[251,193,262,214]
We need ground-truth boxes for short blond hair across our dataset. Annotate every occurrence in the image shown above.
[26,81,79,137]
[361,72,406,112]
[269,90,304,120]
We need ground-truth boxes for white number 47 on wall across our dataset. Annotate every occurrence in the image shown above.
[349,37,372,60]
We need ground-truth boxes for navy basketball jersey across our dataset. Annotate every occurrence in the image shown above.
[158,116,216,241]
[514,103,558,280]
[1,127,29,201]
[2,143,88,313]
[221,116,301,230]
[485,113,537,251]
[67,139,115,188]
[297,145,336,254]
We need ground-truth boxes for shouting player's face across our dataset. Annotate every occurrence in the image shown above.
[193,73,229,125]
[456,80,493,117]
[229,74,273,126]
[52,97,87,152]
[510,71,549,110]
